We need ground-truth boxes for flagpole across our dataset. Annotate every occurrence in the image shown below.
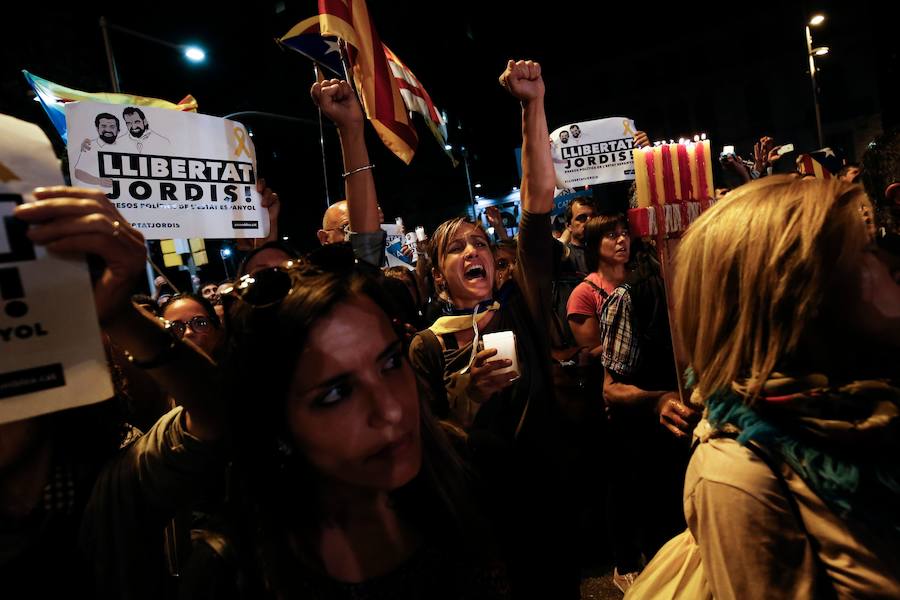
[336,39,363,107]
[314,64,332,210]
[99,17,121,93]
[99,16,169,296]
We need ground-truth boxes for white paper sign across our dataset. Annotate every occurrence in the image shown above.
[550,117,637,188]
[0,114,113,424]
[65,102,269,239]
[381,224,415,270]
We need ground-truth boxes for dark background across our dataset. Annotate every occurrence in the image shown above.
[2,0,897,284]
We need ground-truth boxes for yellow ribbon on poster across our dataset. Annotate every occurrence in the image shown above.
[622,119,635,138]
[233,127,251,158]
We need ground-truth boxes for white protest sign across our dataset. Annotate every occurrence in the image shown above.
[65,101,269,239]
[550,117,637,188]
[381,224,415,270]
[0,114,113,424]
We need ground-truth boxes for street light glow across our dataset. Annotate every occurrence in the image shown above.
[184,46,206,63]
[809,14,825,26]
[444,144,452,151]
[814,46,829,56]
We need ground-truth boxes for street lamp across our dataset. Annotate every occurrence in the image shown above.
[805,13,827,149]
[99,17,207,92]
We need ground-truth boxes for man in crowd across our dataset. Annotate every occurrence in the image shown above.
[562,196,594,273]
[551,196,595,342]
[317,199,351,245]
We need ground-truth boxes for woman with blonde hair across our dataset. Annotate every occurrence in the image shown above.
[669,175,900,598]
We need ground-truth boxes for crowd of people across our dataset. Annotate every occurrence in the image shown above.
[2,57,899,600]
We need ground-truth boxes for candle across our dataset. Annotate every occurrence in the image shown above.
[688,143,701,202]
[701,139,714,200]
[652,146,665,205]
[633,147,651,208]
[661,144,676,203]
[645,147,658,206]
[696,141,709,201]
[677,142,692,201]
[482,331,519,376]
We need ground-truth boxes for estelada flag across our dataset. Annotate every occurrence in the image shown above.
[383,45,456,166]
[318,0,417,164]
[23,70,197,144]
[796,152,834,179]
[278,15,344,77]
[281,15,453,165]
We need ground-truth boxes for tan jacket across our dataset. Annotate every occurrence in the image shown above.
[685,420,900,599]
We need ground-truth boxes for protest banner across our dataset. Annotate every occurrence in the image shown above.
[65,101,269,240]
[0,114,113,424]
[550,117,637,188]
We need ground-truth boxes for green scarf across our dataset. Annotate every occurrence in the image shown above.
[706,374,900,541]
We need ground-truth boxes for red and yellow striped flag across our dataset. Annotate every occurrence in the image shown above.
[383,45,456,166]
[318,0,418,164]
[796,154,833,179]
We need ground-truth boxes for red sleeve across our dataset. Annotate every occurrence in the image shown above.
[566,282,600,319]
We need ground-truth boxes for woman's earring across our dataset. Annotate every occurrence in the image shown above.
[276,437,294,457]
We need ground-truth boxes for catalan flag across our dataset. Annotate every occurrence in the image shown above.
[796,152,833,179]
[318,0,418,164]
[22,70,197,144]
[383,45,456,166]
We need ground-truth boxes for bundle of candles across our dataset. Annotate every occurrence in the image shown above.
[628,134,716,238]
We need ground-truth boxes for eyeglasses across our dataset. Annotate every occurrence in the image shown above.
[323,222,352,241]
[168,316,212,338]
[223,242,362,308]
[603,229,630,240]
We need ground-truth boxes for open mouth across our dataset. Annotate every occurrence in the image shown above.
[464,265,486,281]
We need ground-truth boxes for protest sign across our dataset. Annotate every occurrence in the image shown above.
[0,114,113,424]
[381,223,415,270]
[550,117,637,188]
[65,101,268,239]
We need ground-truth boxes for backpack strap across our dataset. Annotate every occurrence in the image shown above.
[581,276,609,300]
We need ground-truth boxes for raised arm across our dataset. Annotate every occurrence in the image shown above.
[311,79,380,234]
[15,187,222,440]
[499,59,555,214]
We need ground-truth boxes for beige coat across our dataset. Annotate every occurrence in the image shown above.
[684,420,900,599]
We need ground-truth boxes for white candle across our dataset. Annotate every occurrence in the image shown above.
[481,331,519,377]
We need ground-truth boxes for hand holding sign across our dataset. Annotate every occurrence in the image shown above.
[235,178,281,251]
[311,79,364,131]
[499,59,545,102]
[15,187,147,323]
[633,130,651,149]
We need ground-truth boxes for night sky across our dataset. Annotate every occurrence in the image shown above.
[2,0,897,281]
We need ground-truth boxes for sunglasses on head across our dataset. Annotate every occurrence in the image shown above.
[222,242,360,308]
